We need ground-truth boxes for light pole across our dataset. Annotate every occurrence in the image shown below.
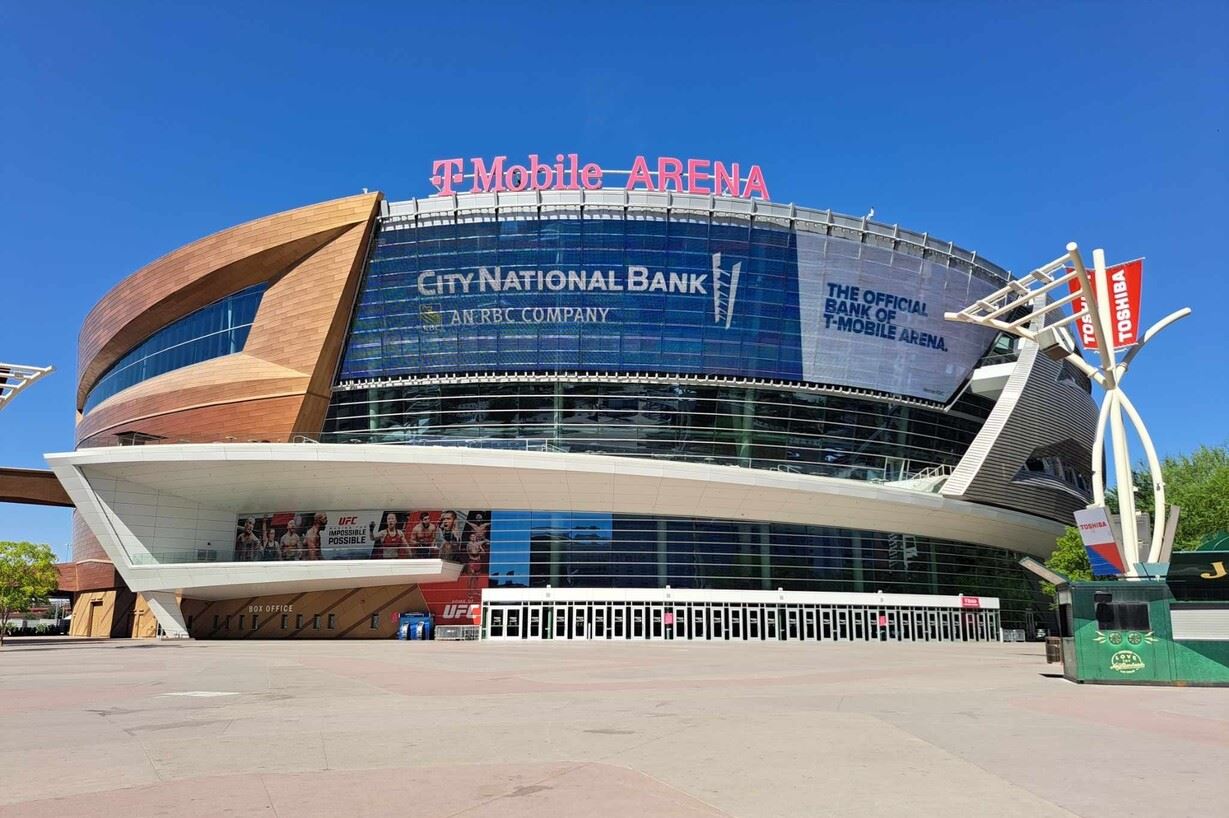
[945,244,1190,575]
[0,362,53,413]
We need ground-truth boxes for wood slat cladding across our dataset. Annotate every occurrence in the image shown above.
[75,193,381,447]
[180,584,428,640]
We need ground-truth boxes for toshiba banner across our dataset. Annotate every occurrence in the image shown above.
[1074,507,1127,576]
[1066,259,1144,351]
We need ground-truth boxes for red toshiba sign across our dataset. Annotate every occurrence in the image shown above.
[1067,259,1144,351]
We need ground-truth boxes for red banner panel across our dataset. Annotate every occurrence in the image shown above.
[1067,259,1144,350]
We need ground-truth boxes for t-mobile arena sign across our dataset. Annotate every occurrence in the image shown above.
[430,154,770,200]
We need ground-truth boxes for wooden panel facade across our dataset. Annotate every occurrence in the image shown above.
[68,589,137,638]
[76,192,381,447]
[180,584,429,640]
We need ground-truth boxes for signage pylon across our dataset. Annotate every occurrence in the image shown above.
[945,244,1191,575]
[0,362,53,413]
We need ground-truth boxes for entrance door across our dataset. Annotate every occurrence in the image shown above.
[572,605,588,639]
[592,605,606,639]
[489,607,506,639]
[612,605,626,639]
[786,607,800,641]
[505,606,523,639]
[747,607,761,640]
[803,607,816,641]
[691,606,705,640]
[651,605,664,640]
[764,606,778,640]
[729,606,743,640]
[632,606,646,639]
[852,608,866,641]
[554,606,569,639]
[527,605,542,640]
[710,606,725,640]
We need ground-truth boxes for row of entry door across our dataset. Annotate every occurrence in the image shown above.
[485,601,1000,642]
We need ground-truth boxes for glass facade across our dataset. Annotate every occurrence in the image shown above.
[338,213,1000,402]
[84,284,266,412]
[324,380,993,480]
[313,205,1050,630]
[482,511,1046,630]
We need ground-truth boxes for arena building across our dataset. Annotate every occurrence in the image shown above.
[33,160,1097,641]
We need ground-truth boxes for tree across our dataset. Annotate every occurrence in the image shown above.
[1039,526,1095,601]
[0,541,59,647]
[1045,526,1093,583]
[1110,444,1229,552]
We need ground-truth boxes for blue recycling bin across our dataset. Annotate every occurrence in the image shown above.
[397,613,433,640]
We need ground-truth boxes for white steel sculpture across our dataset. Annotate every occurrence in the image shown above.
[0,362,53,413]
[945,244,1190,576]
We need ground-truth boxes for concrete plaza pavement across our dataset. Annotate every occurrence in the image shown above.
[0,637,1224,817]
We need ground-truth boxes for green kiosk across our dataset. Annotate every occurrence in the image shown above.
[1052,545,1229,685]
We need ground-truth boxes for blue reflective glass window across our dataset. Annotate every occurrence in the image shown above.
[83,284,266,413]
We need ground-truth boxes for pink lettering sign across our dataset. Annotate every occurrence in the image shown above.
[430,154,770,200]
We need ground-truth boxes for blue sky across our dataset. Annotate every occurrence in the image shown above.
[1,2,1225,557]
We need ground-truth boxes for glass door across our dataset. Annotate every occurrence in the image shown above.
[489,607,506,639]
[572,604,588,640]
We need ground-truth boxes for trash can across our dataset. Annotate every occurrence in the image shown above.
[397,613,433,640]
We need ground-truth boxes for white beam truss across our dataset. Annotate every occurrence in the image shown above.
[0,362,53,412]
[945,244,1190,573]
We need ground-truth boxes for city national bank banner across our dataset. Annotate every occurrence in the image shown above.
[341,217,999,402]
[234,509,491,624]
